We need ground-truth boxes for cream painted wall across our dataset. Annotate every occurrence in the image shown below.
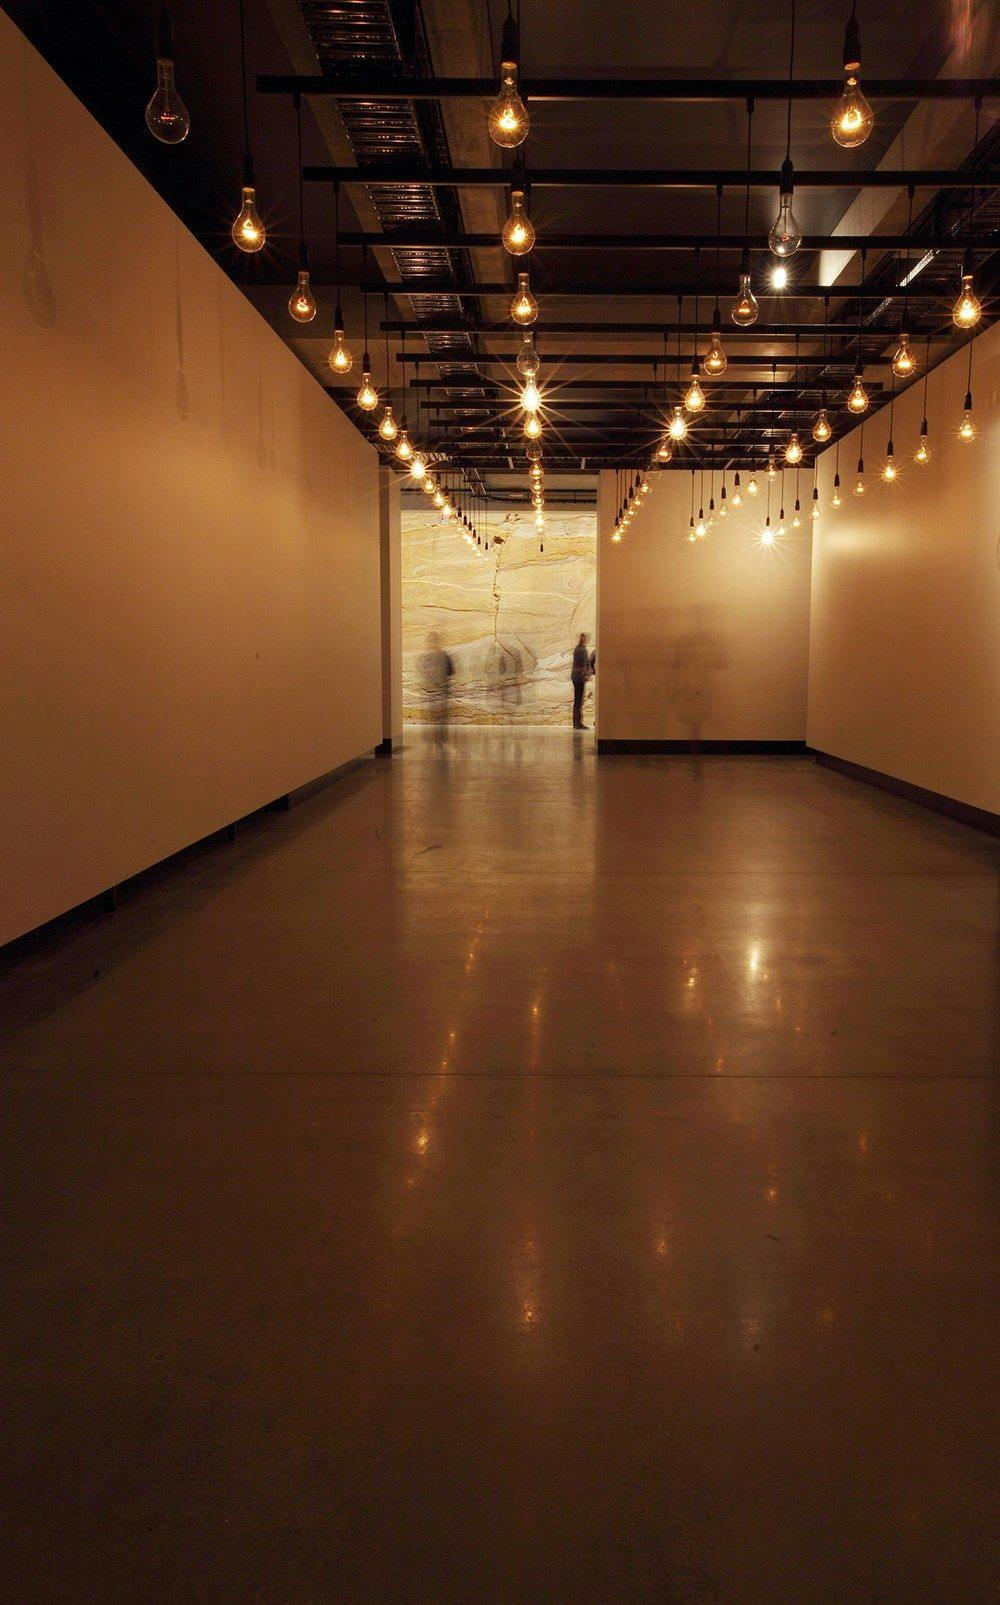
[0,14,382,945]
[809,318,1000,815]
[597,470,813,741]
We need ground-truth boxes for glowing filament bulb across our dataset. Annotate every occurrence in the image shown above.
[511,273,538,325]
[441,500,453,521]
[746,473,759,498]
[377,405,398,442]
[657,435,673,462]
[719,489,728,518]
[811,488,820,519]
[232,187,265,253]
[502,190,535,256]
[761,518,775,545]
[703,316,727,376]
[433,488,445,508]
[146,57,190,145]
[914,423,930,465]
[831,76,874,148]
[830,474,842,508]
[488,59,529,148]
[854,458,866,495]
[785,432,802,465]
[688,517,696,542]
[792,500,802,527]
[612,528,622,543]
[732,475,743,508]
[356,364,379,411]
[668,406,688,441]
[813,409,831,443]
[732,275,759,327]
[959,394,975,441]
[641,477,651,494]
[529,461,543,481]
[520,381,541,413]
[953,275,981,330]
[395,429,413,462]
[409,453,427,481]
[771,263,789,291]
[696,510,707,538]
[329,314,353,374]
[766,454,778,481]
[891,333,915,378]
[847,370,869,415]
[685,375,706,413]
[524,413,543,440]
[882,452,896,483]
[289,269,316,323]
[535,512,545,531]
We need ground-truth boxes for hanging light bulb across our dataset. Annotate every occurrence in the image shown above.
[830,472,842,508]
[669,406,688,441]
[811,486,821,519]
[891,332,915,378]
[409,453,427,481]
[777,505,786,536]
[356,357,378,411]
[769,160,802,258]
[520,380,541,413]
[423,472,435,494]
[516,336,540,378]
[232,171,265,252]
[529,461,543,481]
[812,408,832,443]
[747,472,759,498]
[395,428,413,462]
[684,370,706,413]
[703,309,727,376]
[959,390,976,441]
[770,264,789,292]
[502,189,535,255]
[761,517,775,546]
[329,312,354,374]
[289,262,317,323]
[732,248,759,326]
[488,8,529,147]
[792,499,801,528]
[914,421,930,464]
[511,273,538,326]
[767,454,778,481]
[524,413,543,440]
[688,516,697,542]
[525,439,543,463]
[854,456,866,495]
[953,268,982,330]
[441,498,453,521]
[785,432,802,465]
[831,8,874,147]
[719,486,728,518]
[433,487,445,508]
[641,476,651,494]
[535,512,545,531]
[696,508,707,538]
[378,405,398,443]
[847,367,869,414]
[882,443,897,482]
[732,473,743,508]
[146,11,190,144]
[657,435,673,462]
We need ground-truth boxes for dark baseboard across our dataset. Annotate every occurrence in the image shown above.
[813,751,1000,838]
[597,738,809,756]
[375,736,393,756]
[1,749,378,962]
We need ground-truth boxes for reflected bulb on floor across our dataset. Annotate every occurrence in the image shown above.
[891,333,915,378]
[288,268,316,323]
[232,186,265,252]
[511,273,538,325]
[378,406,397,442]
[146,56,190,144]
[502,190,535,255]
[668,406,688,441]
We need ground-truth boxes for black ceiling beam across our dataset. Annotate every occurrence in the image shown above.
[410,381,856,393]
[395,354,871,369]
[307,164,1000,190]
[278,280,958,300]
[339,231,998,251]
[409,381,885,396]
[384,320,919,337]
[260,74,999,102]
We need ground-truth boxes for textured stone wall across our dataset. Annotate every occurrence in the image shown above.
[402,507,597,726]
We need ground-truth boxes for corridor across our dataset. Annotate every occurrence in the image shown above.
[3,732,998,1600]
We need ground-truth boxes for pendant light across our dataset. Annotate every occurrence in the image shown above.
[687,471,696,541]
[891,189,917,377]
[356,244,378,412]
[732,99,759,327]
[511,273,538,325]
[846,249,869,414]
[761,475,774,543]
[811,479,821,520]
[792,465,802,526]
[288,94,317,321]
[830,443,842,507]
[778,466,786,535]
[769,1,802,259]
[854,425,866,495]
[377,296,398,440]
[732,465,743,508]
[655,349,673,460]
[953,107,983,329]
[747,389,759,495]
[669,303,688,438]
[394,336,414,461]
[488,3,529,148]
[685,251,706,412]
[502,159,535,255]
[959,333,976,441]
[231,0,265,252]
[146,7,190,144]
[813,296,832,441]
[516,332,539,377]
[880,376,897,481]
[914,333,932,463]
[831,2,874,147]
[328,181,354,374]
[703,188,728,375]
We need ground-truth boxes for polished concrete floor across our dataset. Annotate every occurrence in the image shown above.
[2,730,998,1601]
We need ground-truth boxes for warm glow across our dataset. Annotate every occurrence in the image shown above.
[914,434,930,465]
[696,515,707,538]
[830,483,842,508]
[433,488,444,508]
[502,190,535,255]
[959,409,976,442]
[952,276,981,330]
[146,58,190,144]
[684,377,705,413]
[732,275,759,326]
[488,64,529,148]
[812,409,831,443]
[891,334,915,378]
[232,187,265,252]
[703,336,727,376]
[511,273,537,325]
[378,406,398,442]
[524,413,543,440]
[668,407,688,441]
[746,474,758,497]
[657,435,673,461]
[516,338,539,378]
[288,270,316,323]
[770,263,789,291]
[785,433,802,465]
[831,77,874,147]
[395,430,413,462]
[732,489,743,508]
[847,375,869,414]
[766,455,778,481]
[760,521,775,545]
[329,330,353,374]
[854,477,865,496]
[520,381,541,413]
[881,456,897,483]
[409,453,427,481]
[357,371,379,411]
[611,529,622,543]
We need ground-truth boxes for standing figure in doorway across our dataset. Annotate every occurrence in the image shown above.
[570,632,593,730]
[419,631,454,744]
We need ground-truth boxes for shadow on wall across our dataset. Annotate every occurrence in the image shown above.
[607,604,732,742]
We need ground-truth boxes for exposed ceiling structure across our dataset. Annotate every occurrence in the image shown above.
[9,0,999,509]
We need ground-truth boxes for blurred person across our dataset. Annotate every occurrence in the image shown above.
[571,632,593,730]
[419,631,454,742]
